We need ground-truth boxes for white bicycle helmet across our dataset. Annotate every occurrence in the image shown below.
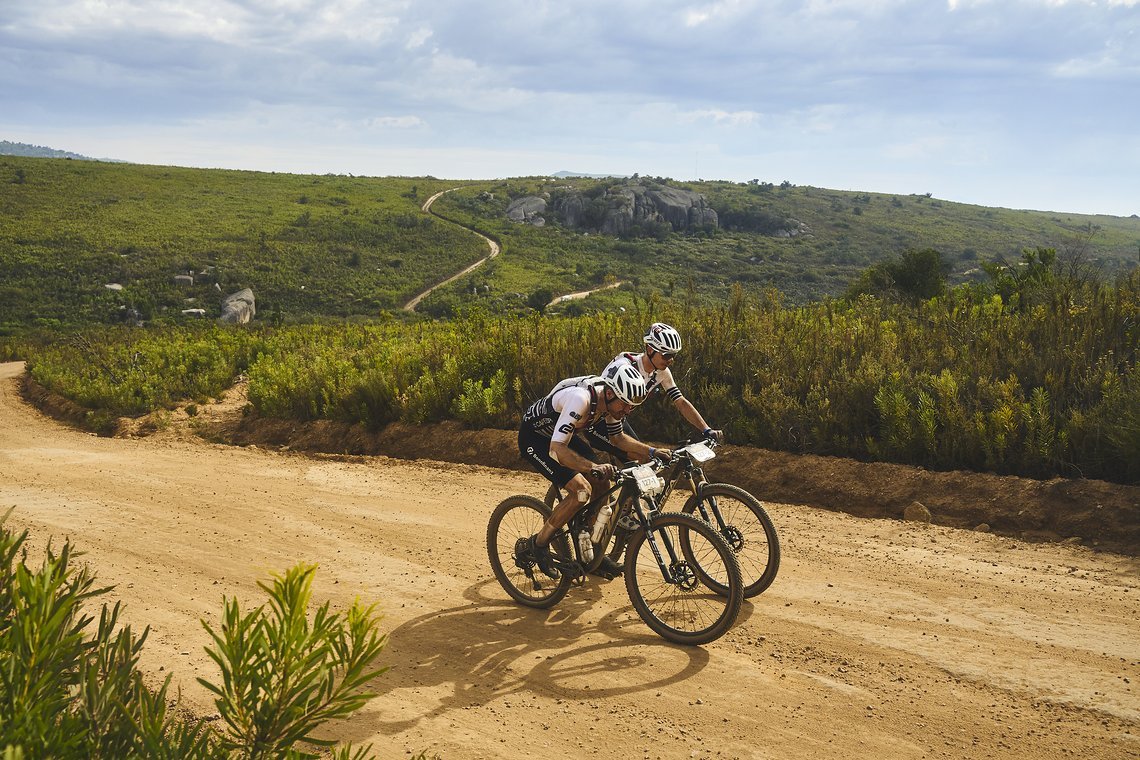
[603,363,648,406]
[644,322,682,354]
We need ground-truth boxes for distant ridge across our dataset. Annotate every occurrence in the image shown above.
[0,140,122,162]
[550,170,628,179]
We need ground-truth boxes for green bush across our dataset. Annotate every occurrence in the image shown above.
[200,564,387,759]
[452,369,509,428]
[19,266,1140,482]
[0,510,396,759]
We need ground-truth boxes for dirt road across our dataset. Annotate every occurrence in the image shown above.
[1,361,1137,759]
[403,189,501,311]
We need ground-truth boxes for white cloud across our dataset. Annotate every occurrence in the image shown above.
[363,115,425,129]
[405,26,432,49]
[679,109,762,127]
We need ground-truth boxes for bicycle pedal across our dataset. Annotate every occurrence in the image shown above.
[558,561,587,585]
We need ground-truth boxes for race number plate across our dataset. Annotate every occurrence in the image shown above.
[684,442,715,462]
[630,464,664,496]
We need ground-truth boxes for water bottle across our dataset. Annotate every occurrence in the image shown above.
[590,502,613,544]
[578,530,594,563]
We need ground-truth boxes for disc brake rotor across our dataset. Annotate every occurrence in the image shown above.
[722,525,745,552]
[670,561,700,591]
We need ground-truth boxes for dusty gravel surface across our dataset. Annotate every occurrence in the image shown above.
[2,361,1138,759]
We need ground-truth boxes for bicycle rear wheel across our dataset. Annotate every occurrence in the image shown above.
[624,512,743,645]
[682,483,780,597]
[487,495,572,608]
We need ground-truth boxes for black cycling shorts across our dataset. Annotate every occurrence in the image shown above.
[518,425,597,488]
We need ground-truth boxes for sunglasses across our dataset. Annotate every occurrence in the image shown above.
[658,351,677,360]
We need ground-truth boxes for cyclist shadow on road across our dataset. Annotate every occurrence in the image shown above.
[345,577,716,740]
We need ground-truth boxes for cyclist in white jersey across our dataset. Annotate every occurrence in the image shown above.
[518,364,659,579]
[595,322,724,450]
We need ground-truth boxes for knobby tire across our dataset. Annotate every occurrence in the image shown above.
[624,511,743,645]
[487,495,573,608]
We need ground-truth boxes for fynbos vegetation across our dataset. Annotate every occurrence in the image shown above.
[3,157,1137,327]
[23,259,1139,483]
[0,510,399,759]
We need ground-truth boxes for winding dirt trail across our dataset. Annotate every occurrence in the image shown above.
[1,361,1137,759]
[547,280,626,308]
[403,189,501,311]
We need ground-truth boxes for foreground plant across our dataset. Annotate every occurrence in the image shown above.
[199,564,388,760]
[0,510,396,759]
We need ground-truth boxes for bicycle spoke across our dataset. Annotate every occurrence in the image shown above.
[684,484,781,598]
[487,495,572,608]
[625,513,742,645]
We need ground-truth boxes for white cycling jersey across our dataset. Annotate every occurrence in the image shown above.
[521,375,617,445]
[602,353,684,403]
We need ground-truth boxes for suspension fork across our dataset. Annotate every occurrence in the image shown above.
[636,496,686,584]
[687,469,728,533]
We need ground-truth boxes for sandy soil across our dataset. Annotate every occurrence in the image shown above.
[2,361,1138,759]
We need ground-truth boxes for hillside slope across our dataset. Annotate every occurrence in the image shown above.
[2,156,1137,326]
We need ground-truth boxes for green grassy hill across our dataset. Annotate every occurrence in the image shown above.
[2,157,1137,329]
[422,176,1140,313]
[0,157,485,329]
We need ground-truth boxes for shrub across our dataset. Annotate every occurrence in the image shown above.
[0,510,395,759]
[200,564,388,759]
[452,369,509,428]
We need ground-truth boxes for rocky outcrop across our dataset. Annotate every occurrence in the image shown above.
[556,193,586,228]
[505,196,547,226]
[219,288,256,324]
[605,185,719,236]
[506,182,719,235]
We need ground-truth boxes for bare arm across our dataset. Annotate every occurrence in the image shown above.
[674,396,710,432]
[608,430,669,462]
[550,439,601,473]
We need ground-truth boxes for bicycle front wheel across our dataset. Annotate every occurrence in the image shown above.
[682,483,780,597]
[487,495,573,608]
[624,512,743,646]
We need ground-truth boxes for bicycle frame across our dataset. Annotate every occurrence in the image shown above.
[555,464,688,585]
[653,441,739,537]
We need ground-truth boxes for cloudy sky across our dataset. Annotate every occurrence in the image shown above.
[2,0,1137,216]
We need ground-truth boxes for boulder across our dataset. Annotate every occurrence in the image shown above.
[556,193,586,228]
[541,182,719,235]
[505,196,547,224]
[219,288,256,324]
[903,501,932,523]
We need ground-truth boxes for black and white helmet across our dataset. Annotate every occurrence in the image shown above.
[644,322,682,354]
[603,363,648,406]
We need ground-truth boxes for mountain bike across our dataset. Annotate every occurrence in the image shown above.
[547,438,780,598]
[488,460,744,646]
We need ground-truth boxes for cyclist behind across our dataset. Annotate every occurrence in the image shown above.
[588,322,724,455]
[518,364,661,579]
